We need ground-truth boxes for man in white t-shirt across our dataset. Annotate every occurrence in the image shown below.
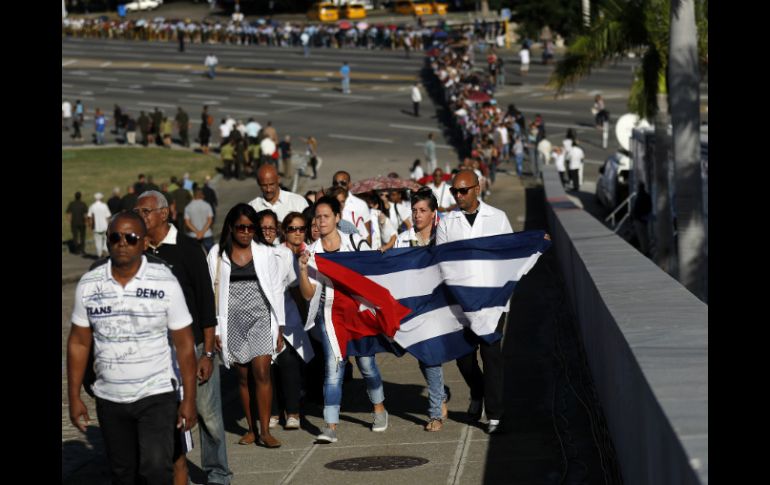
[429,167,456,213]
[67,211,197,485]
[411,82,422,117]
[218,119,231,144]
[87,192,112,258]
[204,53,218,79]
[62,99,72,131]
[568,142,585,192]
[332,170,370,238]
[519,45,530,76]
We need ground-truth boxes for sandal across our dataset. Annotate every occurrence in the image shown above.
[425,418,443,432]
[238,431,256,445]
[258,434,282,448]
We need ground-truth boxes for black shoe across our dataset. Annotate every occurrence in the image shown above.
[467,400,482,422]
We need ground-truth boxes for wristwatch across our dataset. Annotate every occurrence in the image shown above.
[204,351,216,360]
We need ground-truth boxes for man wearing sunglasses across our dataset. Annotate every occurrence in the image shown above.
[133,191,233,485]
[249,164,308,224]
[435,169,513,435]
[68,211,198,485]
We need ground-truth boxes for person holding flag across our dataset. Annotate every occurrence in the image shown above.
[393,187,449,431]
[298,196,390,443]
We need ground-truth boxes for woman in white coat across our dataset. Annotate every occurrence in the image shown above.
[207,203,285,449]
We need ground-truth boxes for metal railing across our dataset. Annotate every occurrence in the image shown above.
[604,191,637,233]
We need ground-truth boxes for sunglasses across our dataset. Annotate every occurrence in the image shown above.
[449,185,478,196]
[108,232,144,246]
[333,179,349,186]
[233,224,257,233]
[287,225,306,233]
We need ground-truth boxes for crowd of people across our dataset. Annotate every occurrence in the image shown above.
[65,36,574,485]
[62,15,509,53]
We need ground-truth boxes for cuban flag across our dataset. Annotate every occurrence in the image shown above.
[309,231,550,366]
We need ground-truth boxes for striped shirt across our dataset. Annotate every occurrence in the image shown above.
[71,256,192,403]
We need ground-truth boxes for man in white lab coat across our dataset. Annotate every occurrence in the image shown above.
[435,170,513,435]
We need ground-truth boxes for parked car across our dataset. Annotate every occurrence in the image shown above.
[393,0,433,15]
[125,0,161,13]
[307,2,339,22]
[431,1,448,15]
[596,150,632,209]
[342,3,367,19]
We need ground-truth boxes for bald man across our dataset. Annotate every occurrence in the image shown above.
[249,164,308,224]
[435,170,513,435]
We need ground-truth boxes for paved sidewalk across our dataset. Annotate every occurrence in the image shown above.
[62,168,613,484]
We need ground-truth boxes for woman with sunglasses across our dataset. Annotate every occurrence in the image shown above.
[256,210,314,432]
[297,196,389,443]
[392,188,450,431]
[206,203,285,448]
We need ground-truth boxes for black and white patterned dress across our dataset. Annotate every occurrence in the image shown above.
[227,260,273,364]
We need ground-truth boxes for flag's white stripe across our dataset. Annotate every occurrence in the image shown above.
[440,258,535,289]
[466,306,508,335]
[366,256,535,300]
[394,306,466,348]
[367,266,442,300]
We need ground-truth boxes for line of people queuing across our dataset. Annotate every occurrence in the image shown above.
[67,147,523,484]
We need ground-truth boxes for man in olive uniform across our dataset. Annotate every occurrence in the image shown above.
[66,192,89,254]
[175,107,190,148]
[220,139,235,178]
[151,107,163,146]
[138,111,151,147]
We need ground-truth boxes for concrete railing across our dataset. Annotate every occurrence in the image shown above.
[541,166,708,485]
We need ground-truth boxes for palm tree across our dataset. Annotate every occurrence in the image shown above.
[549,0,708,300]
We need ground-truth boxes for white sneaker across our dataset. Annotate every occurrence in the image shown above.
[285,416,300,429]
[372,410,389,432]
[269,416,280,429]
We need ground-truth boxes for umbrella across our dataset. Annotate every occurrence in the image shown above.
[427,47,441,57]
[467,91,492,103]
[356,22,369,30]
[349,176,422,194]
[338,20,352,30]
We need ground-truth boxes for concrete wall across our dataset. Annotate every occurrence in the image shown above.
[541,166,708,485]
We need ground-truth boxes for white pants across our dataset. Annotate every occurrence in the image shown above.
[94,231,108,257]
[427,158,437,173]
[126,131,136,145]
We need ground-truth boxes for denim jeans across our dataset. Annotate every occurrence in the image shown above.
[195,343,232,485]
[96,130,105,145]
[515,153,524,175]
[342,77,350,94]
[316,312,384,424]
[418,362,446,420]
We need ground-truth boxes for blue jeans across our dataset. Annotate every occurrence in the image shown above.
[208,66,216,79]
[195,343,232,485]
[316,312,384,424]
[515,153,524,175]
[341,77,350,94]
[95,130,105,145]
[303,44,310,57]
[418,362,446,420]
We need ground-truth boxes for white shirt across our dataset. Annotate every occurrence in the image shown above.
[219,122,231,139]
[300,32,309,45]
[495,125,509,146]
[345,192,371,226]
[260,137,276,156]
[62,101,72,118]
[519,48,530,65]
[553,151,566,172]
[411,85,422,103]
[430,182,456,210]
[249,188,309,223]
[71,257,192,403]
[387,202,411,231]
[435,200,513,244]
[246,121,261,138]
[87,201,111,232]
[568,145,585,170]
[204,55,218,67]
[411,165,424,181]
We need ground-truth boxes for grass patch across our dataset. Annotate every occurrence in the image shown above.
[62,147,219,242]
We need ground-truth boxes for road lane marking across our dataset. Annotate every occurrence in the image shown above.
[270,100,323,108]
[390,123,437,132]
[328,134,393,143]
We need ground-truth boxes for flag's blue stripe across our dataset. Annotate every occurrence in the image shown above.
[320,231,550,276]
[346,335,406,358]
[399,282,518,323]
[401,329,502,366]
